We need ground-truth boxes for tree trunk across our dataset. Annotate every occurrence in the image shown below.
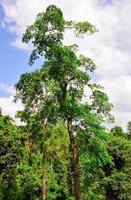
[67,118,81,200]
[41,126,47,200]
[28,137,34,166]
[42,150,46,200]
[67,155,74,196]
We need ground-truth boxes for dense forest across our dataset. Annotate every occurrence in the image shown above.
[0,5,131,200]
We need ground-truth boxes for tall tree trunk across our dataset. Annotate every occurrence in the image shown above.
[67,118,81,200]
[41,125,47,200]
[67,155,74,196]
[42,149,46,200]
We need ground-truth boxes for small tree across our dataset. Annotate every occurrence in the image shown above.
[15,5,113,200]
[0,107,2,116]
[127,121,131,139]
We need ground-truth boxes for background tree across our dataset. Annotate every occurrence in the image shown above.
[111,126,126,137]
[102,126,131,200]
[77,114,112,199]
[0,111,26,200]
[14,121,70,200]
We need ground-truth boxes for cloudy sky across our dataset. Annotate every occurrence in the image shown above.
[0,0,131,130]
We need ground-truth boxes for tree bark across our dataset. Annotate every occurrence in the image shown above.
[67,118,81,200]
[42,149,46,200]
[28,137,34,166]
[67,155,74,196]
[41,124,47,200]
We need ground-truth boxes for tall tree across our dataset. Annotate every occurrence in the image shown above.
[15,5,113,200]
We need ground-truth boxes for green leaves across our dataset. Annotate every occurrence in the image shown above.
[0,114,26,200]
[65,20,98,37]
[18,4,112,123]
[44,5,64,31]
[90,86,114,122]
[79,55,96,72]
[23,5,65,65]
[102,132,131,200]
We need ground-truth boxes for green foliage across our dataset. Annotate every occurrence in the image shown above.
[15,121,71,200]
[15,5,113,134]
[111,126,126,137]
[102,130,131,200]
[0,114,26,200]
[65,20,98,37]
[79,125,112,199]
[1,4,130,200]
[0,109,131,199]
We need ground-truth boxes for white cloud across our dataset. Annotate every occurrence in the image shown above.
[0,96,23,124]
[0,83,23,124]
[11,38,29,50]
[99,76,131,113]
[99,76,131,130]
[111,111,131,131]
[1,0,131,130]
[0,83,15,95]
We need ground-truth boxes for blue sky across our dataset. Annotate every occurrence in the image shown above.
[0,6,28,93]
[0,4,41,97]
[0,0,131,129]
